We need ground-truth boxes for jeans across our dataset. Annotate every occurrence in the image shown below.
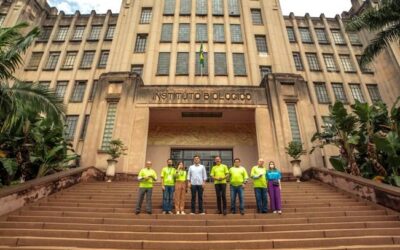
[254,188,268,213]
[191,185,204,213]
[162,186,175,212]
[214,184,227,213]
[135,188,153,213]
[230,185,244,213]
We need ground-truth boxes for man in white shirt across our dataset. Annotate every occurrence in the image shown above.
[187,155,207,214]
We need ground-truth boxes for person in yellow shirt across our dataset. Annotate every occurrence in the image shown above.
[250,159,268,213]
[135,161,157,215]
[210,156,229,215]
[229,158,249,215]
[174,161,187,215]
[161,159,176,214]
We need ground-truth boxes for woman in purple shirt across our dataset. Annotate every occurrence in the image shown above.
[266,161,282,214]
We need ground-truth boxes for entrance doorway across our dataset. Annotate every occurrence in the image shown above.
[171,149,233,180]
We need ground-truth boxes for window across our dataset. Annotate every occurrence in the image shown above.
[176,52,189,75]
[196,24,208,42]
[27,52,43,70]
[196,52,208,75]
[314,82,330,104]
[88,26,102,40]
[287,104,301,142]
[98,50,109,68]
[134,34,147,53]
[65,116,79,140]
[293,52,303,71]
[260,66,272,79]
[348,32,361,45]
[332,30,346,45]
[350,84,365,103]
[0,14,5,27]
[80,115,90,140]
[251,9,263,25]
[315,29,329,44]
[332,83,348,103]
[367,84,382,103]
[178,23,190,42]
[212,0,224,15]
[323,54,338,72]
[71,26,85,41]
[70,81,87,102]
[157,52,171,75]
[131,65,144,76]
[339,54,356,72]
[62,51,77,70]
[230,24,242,43]
[101,103,118,150]
[140,8,152,24]
[228,0,240,16]
[164,0,176,15]
[306,53,321,71]
[161,23,173,42]
[287,27,296,42]
[105,25,115,40]
[196,0,207,16]
[255,35,268,53]
[299,28,313,43]
[180,0,192,15]
[54,26,69,41]
[80,51,95,69]
[356,55,374,73]
[214,53,227,76]
[44,52,60,70]
[233,53,246,76]
[213,24,225,42]
[55,81,68,99]
[39,81,50,89]
[89,80,98,101]
[38,27,53,41]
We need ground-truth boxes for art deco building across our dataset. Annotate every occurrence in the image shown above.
[1,0,399,175]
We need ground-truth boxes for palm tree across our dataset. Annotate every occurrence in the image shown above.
[0,22,65,133]
[346,0,400,67]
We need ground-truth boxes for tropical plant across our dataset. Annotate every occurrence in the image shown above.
[285,141,303,160]
[346,0,400,67]
[105,139,127,161]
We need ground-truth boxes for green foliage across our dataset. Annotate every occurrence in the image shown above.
[329,157,346,172]
[285,141,303,160]
[105,139,127,161]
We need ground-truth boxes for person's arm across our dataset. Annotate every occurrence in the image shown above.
[187,167,192,188]
[137,170,144,181]
[224,165,229,180]
[161,168,165,190]
[243,168,249,188]
[202,165,207,188]
[250,167,257,179]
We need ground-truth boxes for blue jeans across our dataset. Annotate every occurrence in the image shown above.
[162,186,175,212]
[230,185,244,213]
[135,188,152,213]
[254,188,268,213]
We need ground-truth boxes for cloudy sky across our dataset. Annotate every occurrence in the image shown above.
[48,0,352,17]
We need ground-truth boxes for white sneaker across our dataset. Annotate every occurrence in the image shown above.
[200,212,206,215]
[278,210,282,214]
[273,211,277,214]
[176,211,181,215]
[181,211,186,215]
[162,211,166,214]
[190,212,195,215]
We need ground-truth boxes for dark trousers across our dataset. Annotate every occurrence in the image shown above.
[214,183,227,213]
[162,186,175,212]
[254,188,268,213]
[230,185,244,213]
[191,185,204,213]
[135,188,152,213]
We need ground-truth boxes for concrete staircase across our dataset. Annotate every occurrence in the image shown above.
[0,181,399,250]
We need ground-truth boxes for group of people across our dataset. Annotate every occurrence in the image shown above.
[135,155,282,215]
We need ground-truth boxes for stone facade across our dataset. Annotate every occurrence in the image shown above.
[1,0,399,174]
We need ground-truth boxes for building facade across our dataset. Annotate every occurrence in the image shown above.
[1,0,399,175]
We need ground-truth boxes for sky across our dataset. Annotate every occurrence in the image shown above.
[48,0,352,17]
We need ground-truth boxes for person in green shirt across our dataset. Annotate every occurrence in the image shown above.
[210,156,229,215]
[174,161,187,214]
[161,159,177,214]
[229,158,249,215]
[250,159,268,213]
[135,161,157,215]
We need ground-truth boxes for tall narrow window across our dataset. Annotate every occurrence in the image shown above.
[39,27,53,41]
[98,50,109,68]
[101,103,118,150]
[196,0,207,16]
[71,26,85,41]
[314,82,330,104]
[348,32,362,45]
[27,52,43,70]
[65,116,79,140]
[323,54,338,72]
[213,24,225,42]
[80,51,95,69]
[54,26,69,41]
[287,104,301,142]
[44,52,60,70]
[196,24,208,42]
[70,81,87,103]
[55,81,68,99]
[255,35,268,53]
[180,0,192,15]
[89,80,98,101]
[195,52,208,75]
[178,23,190,42]
[339,54,356,72]
[88,26,102,40]
[131,65,144,76]
[105,25,115,40]
[140,8,152,24]
[230,24,242,43]
[260,66,272,79]
[356,55,374,73]
[39,81,50,89]
[214,53,227,76]
[233,53,246,76]
[306,53,321,71]
[134,34,148,53]
[287,27,296,42]
[176,52,189,75]
[80,115,90,140]
[350,84,365,103]
[331,30,346,45]
[0,14,5,27]
[251,9,263,25]
[228,0,240,16]
[157,52,171,75]
[315,29,329,44]
[161,24,173,42]
[299,28,313,43]
[332,83,348,103]
[367,84,382,103]
[164,0,176,15]
[62,51,77,70]
[212,0,224,15]
[293,52,303,71]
